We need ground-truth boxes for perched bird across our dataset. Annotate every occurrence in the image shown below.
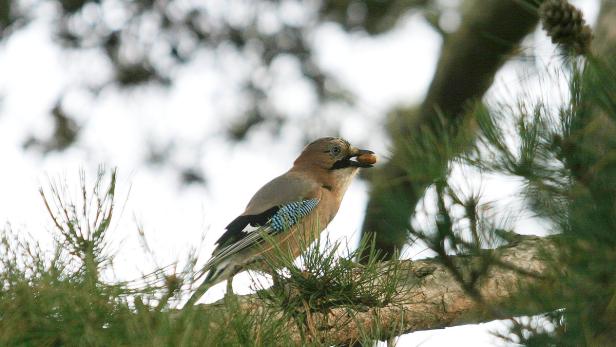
[185,137,376,305]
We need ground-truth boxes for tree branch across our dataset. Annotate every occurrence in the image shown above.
[195,234,558,345]
[360,0,541,260]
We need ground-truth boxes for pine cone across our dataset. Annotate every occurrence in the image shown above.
[539,0,592,55]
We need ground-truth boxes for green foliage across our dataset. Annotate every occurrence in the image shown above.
[377,8,615,341]
[0,169,406,346]
[462,56,616,345]
[0,170,281,346]
[381,103,514,303]
[258,235,404,341]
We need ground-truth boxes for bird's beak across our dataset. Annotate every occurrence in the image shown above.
[330,147,377,170]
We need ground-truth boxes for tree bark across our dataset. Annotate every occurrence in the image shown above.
[594,0,616,58]
[196,234,558,345]
[359,0,540,260]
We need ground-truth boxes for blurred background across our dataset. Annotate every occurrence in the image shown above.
[0,0,601,345]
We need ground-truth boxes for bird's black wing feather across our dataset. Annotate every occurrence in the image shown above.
[215,206,280,249]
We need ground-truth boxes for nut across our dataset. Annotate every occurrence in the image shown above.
[357,153,377,165]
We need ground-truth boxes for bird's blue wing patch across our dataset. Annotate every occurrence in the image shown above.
[209,198,320,264]
[269,198,320,233]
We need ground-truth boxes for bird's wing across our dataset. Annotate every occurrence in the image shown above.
[189,196,320,304]
[207,198,320,267]
[243,172,319,215]
[205,173,320,269]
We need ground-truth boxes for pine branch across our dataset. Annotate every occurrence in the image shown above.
[193,234,558,345]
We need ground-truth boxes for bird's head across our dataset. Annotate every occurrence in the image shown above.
[293,137,376,173]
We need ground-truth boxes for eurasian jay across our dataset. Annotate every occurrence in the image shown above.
[186,137,376,305]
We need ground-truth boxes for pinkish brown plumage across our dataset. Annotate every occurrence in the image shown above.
[185,137,375,305]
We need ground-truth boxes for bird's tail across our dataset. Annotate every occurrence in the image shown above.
[184,260,232,307]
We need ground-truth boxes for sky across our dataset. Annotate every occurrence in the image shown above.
[0,1,599,345]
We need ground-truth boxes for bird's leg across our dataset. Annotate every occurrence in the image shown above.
[271,270,282,289]
[225,275,234,296]
[224,266,240,300]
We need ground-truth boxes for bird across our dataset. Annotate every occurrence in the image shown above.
[185,137,376,306]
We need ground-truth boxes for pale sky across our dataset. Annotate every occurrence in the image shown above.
[0,1,599,345]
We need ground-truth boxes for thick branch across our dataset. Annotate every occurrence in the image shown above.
[196,234,558,345]
[360,0,540,259]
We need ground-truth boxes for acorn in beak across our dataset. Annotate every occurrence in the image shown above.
[331,148,378,170]
[350,148,377,168]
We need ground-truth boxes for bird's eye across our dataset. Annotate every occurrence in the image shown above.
[330,145,341,156]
